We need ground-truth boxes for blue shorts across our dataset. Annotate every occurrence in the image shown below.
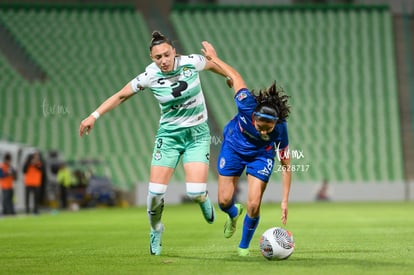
[217,141,275,183]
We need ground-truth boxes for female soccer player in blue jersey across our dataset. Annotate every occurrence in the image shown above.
[202,41,292,256]
[79,31,228,256]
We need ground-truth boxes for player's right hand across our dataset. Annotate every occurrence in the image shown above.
[79,116,96,137]
[201,41,217,61]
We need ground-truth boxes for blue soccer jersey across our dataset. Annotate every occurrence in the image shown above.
[223,88,288,156]
[218,88,289,182]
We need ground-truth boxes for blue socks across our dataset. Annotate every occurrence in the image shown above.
[239,215,260,249]
[219,203,239,219]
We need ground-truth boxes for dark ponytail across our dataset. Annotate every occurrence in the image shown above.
[149,30,173,51]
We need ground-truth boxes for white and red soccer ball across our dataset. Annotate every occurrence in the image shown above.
[259,227,295,260]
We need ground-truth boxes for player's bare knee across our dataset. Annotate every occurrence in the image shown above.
[246,203,260,217]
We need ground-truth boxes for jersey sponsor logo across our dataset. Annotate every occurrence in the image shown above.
[171,98,196,110]
[171,80,188,97]
[135,76,144,91]
[243,129,258,140]
[236,91,247,101]
[238,121,258,140]
[156,77,189,98]
[219,157,226,169]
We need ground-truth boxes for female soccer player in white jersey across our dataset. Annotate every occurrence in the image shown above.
[201,41,292,256]
[79,31,228,256]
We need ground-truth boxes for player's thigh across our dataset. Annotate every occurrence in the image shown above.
[183,162,208,183]
[182,126,210,165]
[246,175,267,216]
[246,175,267,203]
[149,166,175,184]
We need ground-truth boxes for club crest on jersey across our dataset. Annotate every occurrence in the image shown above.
[236,91,247,101]
[219,157,226,169]
[154,150,162,161]
[182,67,193,78]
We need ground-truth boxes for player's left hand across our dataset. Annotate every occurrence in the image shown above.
[226,77,233,88]
[281,201,288,225]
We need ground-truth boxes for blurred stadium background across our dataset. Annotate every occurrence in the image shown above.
[0,0,413,211]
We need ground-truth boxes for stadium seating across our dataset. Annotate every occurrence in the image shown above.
[171,5,404,181]
[0,5,404,189]
[0,6,165,188]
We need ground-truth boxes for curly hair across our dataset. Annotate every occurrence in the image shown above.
[253,82,290,123]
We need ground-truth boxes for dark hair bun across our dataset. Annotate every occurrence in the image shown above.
[149,30,173,51]
[152,31,165,41]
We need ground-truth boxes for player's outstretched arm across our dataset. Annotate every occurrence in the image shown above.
[280,156,291,225]
[79,83,135,137]
[204,52,233,88]
[201,41,245,94]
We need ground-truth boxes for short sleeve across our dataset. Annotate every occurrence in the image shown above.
[130,71,148,93]
[178,54,206,71]
[277,121,289,149]
[234,88,257,115]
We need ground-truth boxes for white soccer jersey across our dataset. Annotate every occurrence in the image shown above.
[130,54,208,130]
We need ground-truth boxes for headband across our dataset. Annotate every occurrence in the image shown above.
[253,112,278,121]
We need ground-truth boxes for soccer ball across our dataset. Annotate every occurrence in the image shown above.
[259,227,295,260]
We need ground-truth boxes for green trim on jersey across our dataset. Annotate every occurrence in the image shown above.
[131,55,208,131]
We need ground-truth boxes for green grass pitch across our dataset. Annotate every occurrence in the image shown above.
[0,202,413,275]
